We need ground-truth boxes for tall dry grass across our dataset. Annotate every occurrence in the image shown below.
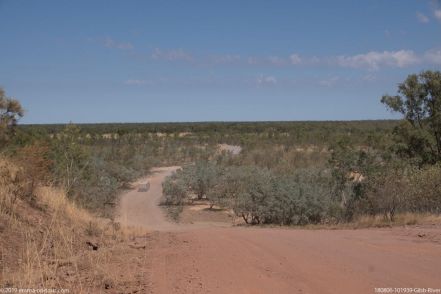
[352,213,441,228]
[0,157,22,220]
[0,156,144,292]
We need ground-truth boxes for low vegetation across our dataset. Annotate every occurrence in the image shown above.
[163,70,441,225]
[0,90,152,292]
[0,70,440,288]
[0,157,138,291]
[0,70,440,291]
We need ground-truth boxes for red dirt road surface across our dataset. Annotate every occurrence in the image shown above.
[118,167,441,294]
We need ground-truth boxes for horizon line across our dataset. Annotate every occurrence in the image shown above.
[20,119,400,126]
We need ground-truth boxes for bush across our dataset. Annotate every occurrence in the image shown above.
[182,161,221,200]
[0,157,29,216]
[406,164,441,214]
[334,158,441,221]
[163,162,336,225]
[162,173,187,206]
[230,166,274,224]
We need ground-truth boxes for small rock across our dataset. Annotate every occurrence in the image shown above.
[129,244,146,249]
[86,241,99,250]
[417,233,426,238]
[103,278,114,289]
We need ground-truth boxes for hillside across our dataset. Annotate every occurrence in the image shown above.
[0,157,151,293]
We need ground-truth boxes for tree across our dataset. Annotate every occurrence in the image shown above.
[183,161,220,200]
[381,71,441,165]
[327,138,388,221]
[0,87,24,146]
[162,173,188,206]
[229,166,274,224]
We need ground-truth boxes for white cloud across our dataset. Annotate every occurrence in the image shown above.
[417,12,430,23]
[113,43,438,71]
[289,54,302,65]
[434,9,441,21]
[104,37,133,50]
[151,48,193,62]
[257,75,277,86]
[424,49,441,64]
[335,50,420,70]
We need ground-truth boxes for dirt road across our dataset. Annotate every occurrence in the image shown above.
[117,166,181,231]
[118,167,441,294]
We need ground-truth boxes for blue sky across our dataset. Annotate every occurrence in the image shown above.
[1,0,441,123]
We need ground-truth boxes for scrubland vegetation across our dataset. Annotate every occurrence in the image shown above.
[2,71,441,227]
[163,70,441,225]
[1,71,441,289]
[6,115,398,217]
[1,86,151,291]
[1,71,440,226]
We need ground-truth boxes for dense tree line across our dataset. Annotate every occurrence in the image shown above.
[18,119,397,151]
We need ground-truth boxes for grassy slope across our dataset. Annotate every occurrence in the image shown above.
[0,158,150,293]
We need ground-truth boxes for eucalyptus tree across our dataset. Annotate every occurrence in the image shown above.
[381,70,441,165]
[0,87,24,146]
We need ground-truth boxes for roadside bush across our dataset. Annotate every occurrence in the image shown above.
[162,174,187,206]
[163,162,336,225]
[182,161,221,200]
[363,167,411,221]
[406,164,441,214]
[329,147,441,222]
[223,166,335,225]
[230,166,274,224]
[288,169,333,225]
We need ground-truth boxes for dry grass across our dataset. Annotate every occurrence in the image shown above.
[352,213,441,229]
[292,213,441,230]
[0,157,151,292]
[2,186,101,291]
[0,158,22,219]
